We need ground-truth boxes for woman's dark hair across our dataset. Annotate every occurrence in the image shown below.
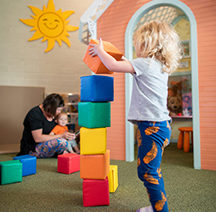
[42,93,64,117]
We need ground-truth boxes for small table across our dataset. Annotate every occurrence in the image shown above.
[177,127,193,152]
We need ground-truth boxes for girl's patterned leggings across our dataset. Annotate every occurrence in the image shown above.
[137,120,171,212]
[30,138,72,158]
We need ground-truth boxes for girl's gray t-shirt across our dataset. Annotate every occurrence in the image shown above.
[128,57,171,123]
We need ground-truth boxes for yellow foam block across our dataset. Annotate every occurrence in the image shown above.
[80,127,107,155]
[108,165,118,193]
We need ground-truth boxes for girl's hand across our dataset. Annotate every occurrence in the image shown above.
[89,38,104,57]
[62,132,75,140]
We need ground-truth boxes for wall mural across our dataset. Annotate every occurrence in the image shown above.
[20,0,79,52]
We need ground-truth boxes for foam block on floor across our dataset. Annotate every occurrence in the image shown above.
[80,150,110,179]
[13,155,37,176]
[108,165,118,193]
[80,127,107,155]
[78,102,111,128]
[83,177,109,207]
[80,75,114,102]
[58,153,80,174]
[83,39,123,74]
[0,160,22,185]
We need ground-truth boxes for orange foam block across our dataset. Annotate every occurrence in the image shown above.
[80,150,110,179]
[83,39,123,74]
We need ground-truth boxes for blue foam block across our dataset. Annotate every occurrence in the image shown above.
[80,75,114,102]
[13,155,37,176]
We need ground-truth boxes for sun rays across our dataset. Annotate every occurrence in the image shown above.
[20,0,79,52]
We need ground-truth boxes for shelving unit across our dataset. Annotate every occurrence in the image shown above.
[60,93,80,132]
[168,38,192,118]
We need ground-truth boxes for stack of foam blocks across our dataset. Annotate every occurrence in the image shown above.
[79,75,113,207]
[80,39,122,207]
[0,155,37,185]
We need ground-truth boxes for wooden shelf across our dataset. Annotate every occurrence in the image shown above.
[171,116,192,119]
[66,102,78,106]
[170,71,191,77]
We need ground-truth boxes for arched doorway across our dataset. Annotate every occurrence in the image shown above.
[125,0,200,169]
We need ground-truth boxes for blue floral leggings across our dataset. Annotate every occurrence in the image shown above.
[30,138,72,158]
[137,120,171,212]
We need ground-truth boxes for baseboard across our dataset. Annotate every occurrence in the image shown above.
[0,144,19,154]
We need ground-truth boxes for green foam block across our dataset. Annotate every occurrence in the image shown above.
[78,102,110,128]
[0,160,22,185]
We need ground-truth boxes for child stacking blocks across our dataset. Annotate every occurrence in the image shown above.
[57,153,80,174]
[108,165,119,193]
[80,75,114,102]
[13,155,37,176]
[0,160,22,185]
[80,150,110,179]
[83,39,123,74]
[80,127,107,155]
[83,177,109,207]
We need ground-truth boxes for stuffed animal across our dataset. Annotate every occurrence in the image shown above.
[168,95,182,116]
[167,80,183,116]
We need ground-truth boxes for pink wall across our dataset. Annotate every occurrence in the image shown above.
[183,0,216,171]
[98,0,216,170]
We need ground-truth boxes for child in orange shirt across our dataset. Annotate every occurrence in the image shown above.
[50,112,80,154]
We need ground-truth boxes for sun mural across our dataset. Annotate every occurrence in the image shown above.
[20,0,79,52]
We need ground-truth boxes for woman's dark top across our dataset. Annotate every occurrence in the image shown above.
[17,106,56,156]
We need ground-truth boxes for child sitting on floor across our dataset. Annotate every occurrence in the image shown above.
[50,112,80,154]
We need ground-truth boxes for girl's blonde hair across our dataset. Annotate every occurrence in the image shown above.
[133,21,182,74]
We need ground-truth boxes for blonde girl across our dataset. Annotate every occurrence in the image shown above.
[89,21,181,212]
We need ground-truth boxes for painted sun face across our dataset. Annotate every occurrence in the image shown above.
[20,0,79,52]
[38,13,64,38]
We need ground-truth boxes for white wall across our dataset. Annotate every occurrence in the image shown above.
[0,0,94,94]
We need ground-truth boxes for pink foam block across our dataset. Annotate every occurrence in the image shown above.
[83,177,109,207]
[57,153,80,174]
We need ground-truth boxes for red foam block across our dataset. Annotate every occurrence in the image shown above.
[57,153,80,174]
[83,177,109,207]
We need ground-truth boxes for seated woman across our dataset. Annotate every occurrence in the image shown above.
[17,93,75,158]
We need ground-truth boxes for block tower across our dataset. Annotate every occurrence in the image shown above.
[80,39,122,207]
[79,75,113,207]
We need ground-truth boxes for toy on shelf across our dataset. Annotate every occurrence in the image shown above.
[168,80,183,116]
[83,39,123,74]
[182,92,192,116]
